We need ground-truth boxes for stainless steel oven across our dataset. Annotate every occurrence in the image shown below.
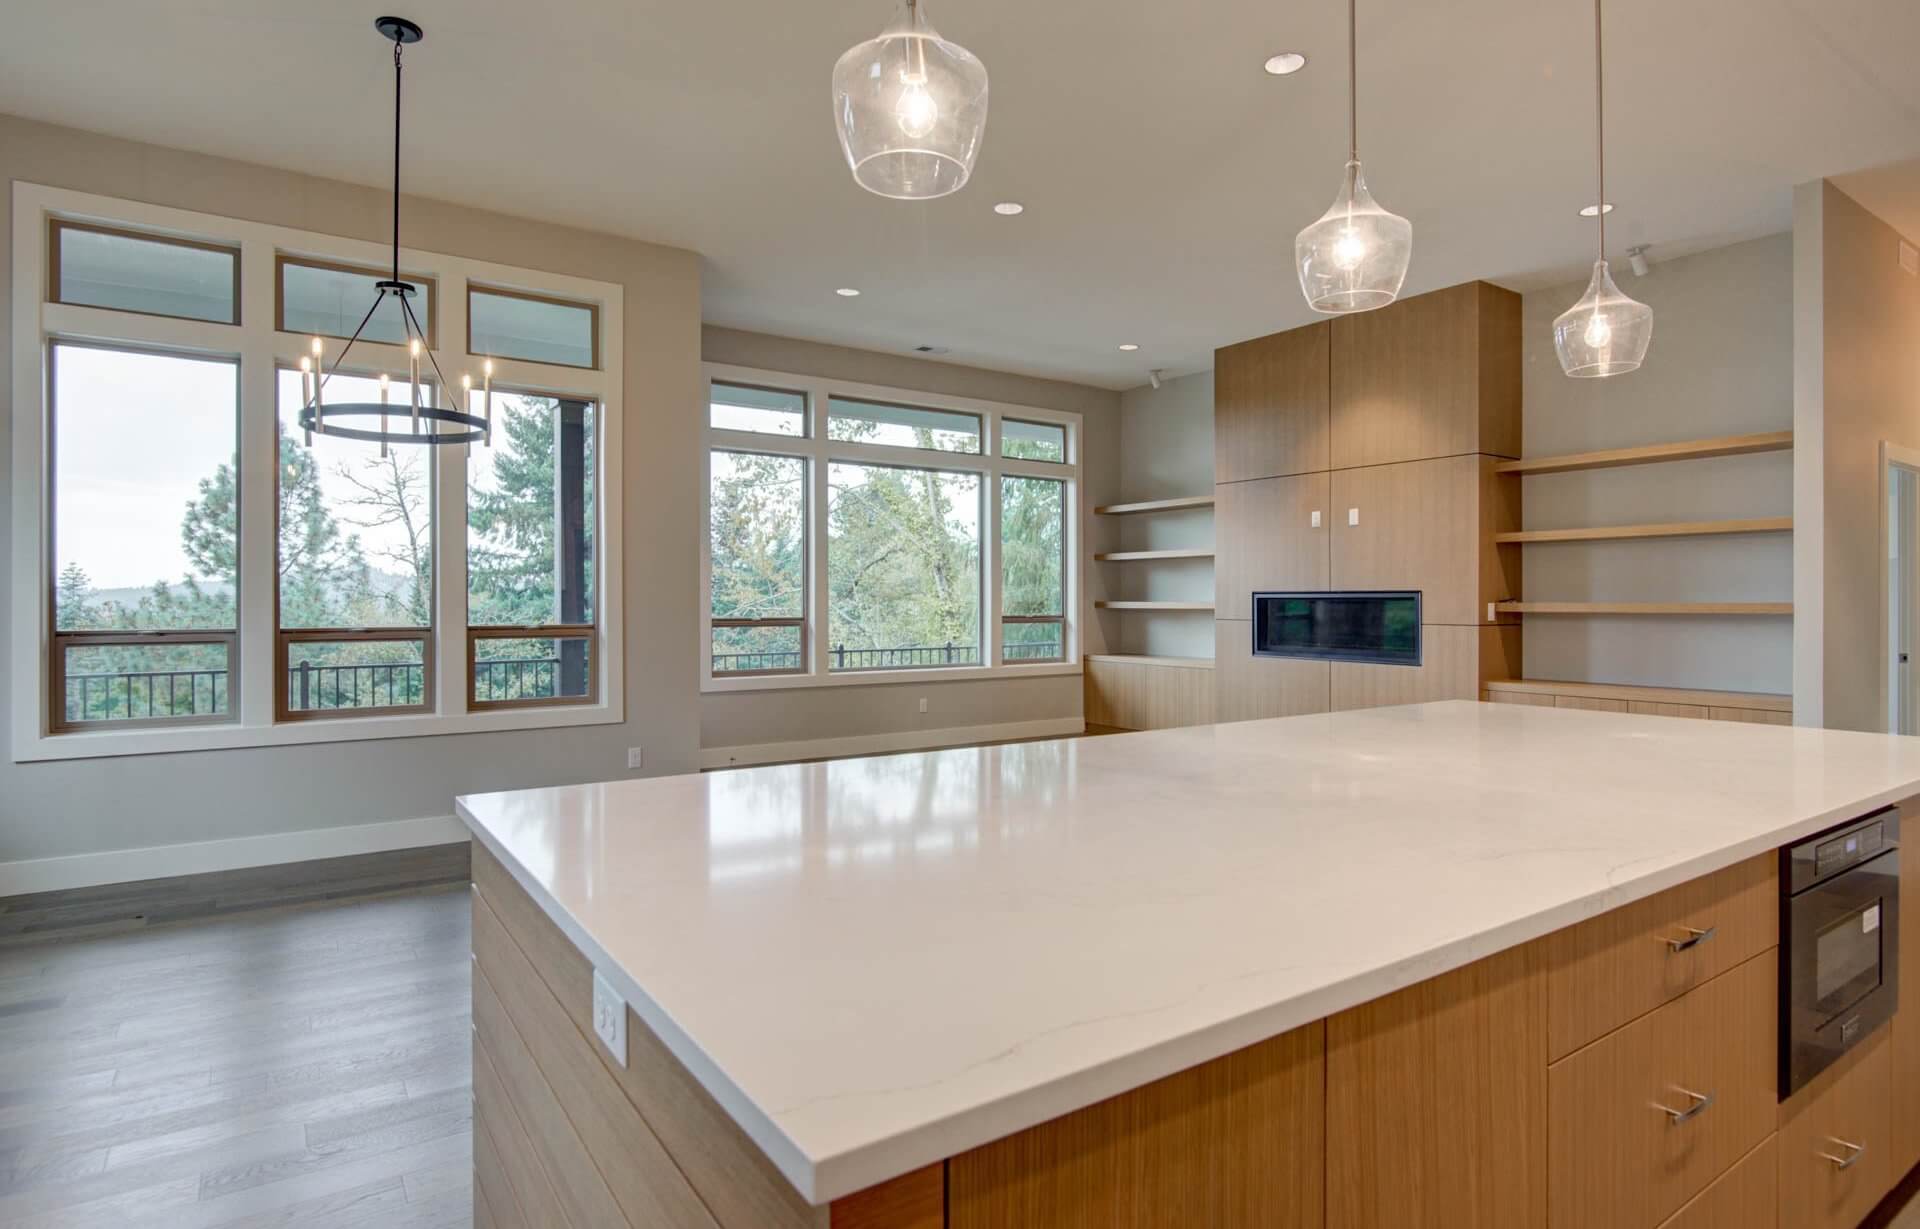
[1780,808,1901,1097]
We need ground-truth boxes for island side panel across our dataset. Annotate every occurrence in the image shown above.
[946,1020,1324,1228]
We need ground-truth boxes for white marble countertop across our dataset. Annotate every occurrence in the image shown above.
[455,701,1920,1204]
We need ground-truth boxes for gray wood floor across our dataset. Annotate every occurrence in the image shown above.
[0,886,472,1228]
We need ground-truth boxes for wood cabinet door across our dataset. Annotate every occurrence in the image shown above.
[1329,455,1481,625]
[1329,281,1521,469]
[1326,943,1546,1229]
[1215,323,1330,483]
[1214,620,1331,722]
[1654,1137,1776,1229]
[1331,625,1517,710]
[1777,1026,1892,1229]
[1547,952,1777,1229]
[1889,799,1920,1177]
[1215,471,1330,614]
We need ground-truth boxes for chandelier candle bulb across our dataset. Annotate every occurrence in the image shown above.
[299,356,314,446]
[483,359,493,445]
[409,338,421,428]
[379,372,391,458]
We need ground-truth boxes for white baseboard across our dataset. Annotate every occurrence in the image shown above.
[699,716,1086,771]
[0,814,467,897]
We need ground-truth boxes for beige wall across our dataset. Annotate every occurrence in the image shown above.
[0,113,706,867]
[1796,182,1920,731]
[697,327,1123,753]
[1520,234,1795,693]
[1112,370,1215,657]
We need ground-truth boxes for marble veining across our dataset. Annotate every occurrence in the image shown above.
[456,700,1920,1204]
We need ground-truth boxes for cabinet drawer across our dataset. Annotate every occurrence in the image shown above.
[1546,853,1777,1059]
[1777,1025,1891,1229]
[1548,953,1777,1229]
[1654,1135,1776,1229]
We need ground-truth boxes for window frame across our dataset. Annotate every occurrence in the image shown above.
[998,472,1070,665]
[466,282,600,372]
[11,183,625,762]
[707,442,811,679]
[275,253,439,349]
[48,217,242,327]
[700,362,1081,694]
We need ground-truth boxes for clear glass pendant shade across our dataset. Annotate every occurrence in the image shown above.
[832,0,989,201]
[1552,259,1652,377]
[1294,161,1413,314]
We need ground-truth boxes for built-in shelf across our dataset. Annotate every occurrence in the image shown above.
[1092,549,1216,562]
[1494,601,1793,616]
[1493,516,1792,545]
[1093,601,1216,612]
[1492,430,1794,477]
[1086,654,1215,669]
[1093,495,1215,516]
[1485,678,1791,711]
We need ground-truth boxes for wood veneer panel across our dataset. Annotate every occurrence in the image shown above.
[1330,454,1484,625]
[1556,695,1628,713]
[1710,707,1792,726]
[1483,679,1792,711]
[1214,472,1330,611]
[1492,430,1794,476]
[830,1166,944,1229]
[472,843,828,1229]
[1215,322,1331,482]
[1092,549,1214,561]
[1630,701,1713,720]
[1545,852,1776,1059]
[1777,1026,1892,1229]
[1093,495,1215,515]
[1093,601,1214,611]
[1547,952,1777,1229]
[1084,657,1215,731]
[1326,943,1545,1229]
[1214,620,1331,721]
[1495,516,1793,544]
[474,1090,527,1229]
[1330,625,1517,710]
[474,1036,571,1229]
[948,1021,1324,1229]
[1654,1135,1776,1229]
[1891,799,1920,1179]
[1497,601,1793,616]
[1487,689,1556,708]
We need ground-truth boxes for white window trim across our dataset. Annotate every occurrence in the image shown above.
[10,182,626,762]
[700,361,1081,694]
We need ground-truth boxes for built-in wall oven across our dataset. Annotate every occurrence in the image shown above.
[1780,808,1901,1097]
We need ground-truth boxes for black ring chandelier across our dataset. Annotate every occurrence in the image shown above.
[297,16,491,452]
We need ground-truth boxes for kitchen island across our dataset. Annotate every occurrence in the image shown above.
[457,700,1920,1229]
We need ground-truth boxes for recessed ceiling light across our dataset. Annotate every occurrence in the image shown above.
[1578,203,1614,217]
[1118,343,1140,352]
[835,287,861,297]
[993,201,1025,216]
[1264,52,1308,76]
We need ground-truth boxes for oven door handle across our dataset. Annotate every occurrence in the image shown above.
[1818,1137,1868,1170]
[1663,925,1716,954]
[1654,1086,1715,1125]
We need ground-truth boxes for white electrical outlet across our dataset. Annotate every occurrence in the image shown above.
[1347,507,1360,527]
[1311,509,1321,528]
[626,747,644,770]
[919,697,929,713]
[591,968,628,1067]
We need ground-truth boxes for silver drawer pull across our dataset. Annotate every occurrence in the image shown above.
[1664,925,1716,954]
[1654,1087,1715,1125]
[1819,1137,1867,1170]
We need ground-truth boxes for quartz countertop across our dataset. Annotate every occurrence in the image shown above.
[455,700,1920,1204]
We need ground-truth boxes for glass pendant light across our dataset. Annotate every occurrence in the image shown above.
[832,0,989,201]
[1295,0,1411,314]
[1553,0,1652,377]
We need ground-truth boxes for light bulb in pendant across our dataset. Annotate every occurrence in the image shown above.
[1582,314,1612,349]
[895,78,939,138]
[1332,228,1368,271]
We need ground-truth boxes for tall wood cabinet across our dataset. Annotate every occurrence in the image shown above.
[1213,281,1522,720]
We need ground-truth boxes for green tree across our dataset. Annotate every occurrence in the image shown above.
[468,395,595,626]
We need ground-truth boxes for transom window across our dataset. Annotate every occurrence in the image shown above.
[703,365,1079,690]
[13,183,624,761]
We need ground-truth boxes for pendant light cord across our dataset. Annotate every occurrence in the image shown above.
[391,40,404,283]
[1593,0,1606,262]
[1348,0,1358,163]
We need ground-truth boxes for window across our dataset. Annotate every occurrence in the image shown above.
[469,286,597,369]
[702,364,1078,690]
[467,389,598,706]
[51,220,238,324]
[827,396,981,453]
[18,184,624,760]
[709,450,806,674]
[1001,476,1066,662]
[278,256,434,346]
[274,369,434,718]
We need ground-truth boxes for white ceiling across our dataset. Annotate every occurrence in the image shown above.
[5,0,1920,389]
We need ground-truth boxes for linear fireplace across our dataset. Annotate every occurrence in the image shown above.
[1251,591,1422,667]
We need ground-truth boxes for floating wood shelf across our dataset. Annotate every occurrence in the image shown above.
[1494,601,1792,616]
[1492,431,1793,477]
[1093,549,1216,562]
[1093,601,1216,612]
[1493,517,1792,545]
[1485,678,1790,711]
[1086,654,1216,669]
[1093,495,1215,516]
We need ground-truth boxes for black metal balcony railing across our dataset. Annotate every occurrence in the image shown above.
[710,641,1061,673]
[65,669,228,723]
[289,660,426,711]
[473,656,570,703]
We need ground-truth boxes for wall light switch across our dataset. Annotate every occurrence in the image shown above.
[1311,509,1321,528]
[1347,507,1360,527]
[626,747,644,770]
[591,968,628,1067]
[918,697,929,713]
